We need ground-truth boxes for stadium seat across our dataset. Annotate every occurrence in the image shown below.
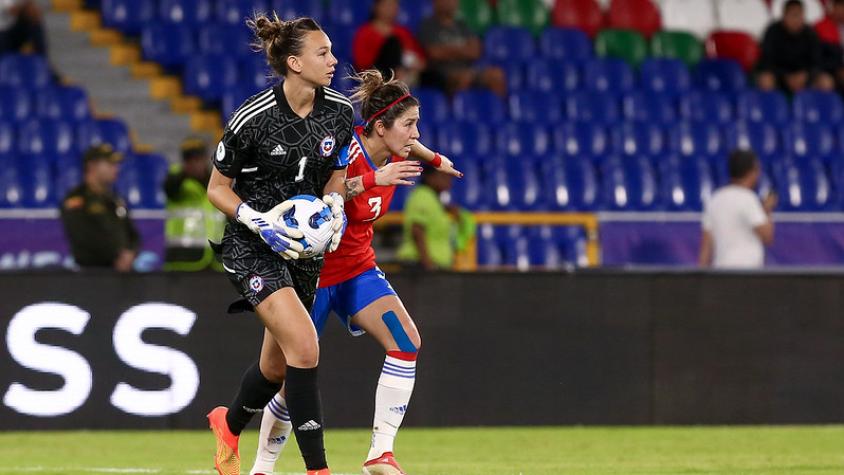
[622,92,677,124]
[476,224,504,266]
[714,0,771,38]
[438,122,495,160]
[724,121,781,161]
[497,158,545,210]
[496,0,549,35]
[448,160,485,208]
[500,61,527,91]
[197,24,252,57]
[414,88,450,123]
[524,226,566,268]
[565,91,622,124]
[552,122,611,160]
[0,166,23,208]
[271,0,325,21]
[695,59,747,91]
[525,59,580,93]
[140,23,195,69]
[492,225,529,268]
[639,58,692,96]
[398,1,432,31]
[611,121,668,157]
[96,119,132,155]
[539,27,593,61]
[706,31,760,72]
[550,0,604,38]
[215,0,268,25]
[792,90,844,124]
[509,91,563,123]
[540,157,601,210]
[606,0,662,38]
[136,153,168,208]
[323,24,354,64]
[240,55,273,91]
[774,158,834,211]
[678,90,734,124]
[650,30,704,67]
[496,123,553,159]
[452,90,507,124]
[658,0,717,39]
[594,29,648,66]
[557,225,589,266]
[54,154,83,200]
[35,86,90,122]
[770,0,825,24]
[582,58,636,93]
[600,156,660,210]
[0,86,32,121]
[484,26,536,62]
[184,54,239,103]
[659,155,714,211]
[667,121,726,158]
[222,83,260,121]
[782,122,836,161]
[0,120,14,154]
[101,0,156,36]
[17,119,76,156]
[158,0,213,25]
[328,0,372,27]
[116,156,143,208]
[17,154,56,208]
[0,54,51,89]
[736,90,790,125]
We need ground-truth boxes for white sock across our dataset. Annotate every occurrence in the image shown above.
[367,351,417,462]
[250,393,293,475]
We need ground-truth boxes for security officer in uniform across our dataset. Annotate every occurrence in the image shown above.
[60,143,139,271]
[162,137,226,271]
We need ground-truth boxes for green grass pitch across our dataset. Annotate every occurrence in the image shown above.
[1,426,843,475]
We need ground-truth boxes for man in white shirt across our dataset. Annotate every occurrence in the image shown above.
[699,149,777,269]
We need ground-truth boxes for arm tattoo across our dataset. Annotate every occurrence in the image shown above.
[344,176,364,200]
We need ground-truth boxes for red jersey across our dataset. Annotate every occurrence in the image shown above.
[319,127,400,287]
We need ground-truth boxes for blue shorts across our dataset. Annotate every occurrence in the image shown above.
[311,266,397,336]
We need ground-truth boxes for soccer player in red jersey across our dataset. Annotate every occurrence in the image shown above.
[249,70,460,475]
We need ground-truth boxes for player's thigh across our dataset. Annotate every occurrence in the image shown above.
[256,287,320,368]
[351,295,420,352]
[258,328,287,383]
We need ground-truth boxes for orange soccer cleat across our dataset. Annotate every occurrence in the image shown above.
[207,406,240,475]
[362,452,406,475]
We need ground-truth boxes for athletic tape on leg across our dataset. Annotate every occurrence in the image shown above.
[381,311,416,353]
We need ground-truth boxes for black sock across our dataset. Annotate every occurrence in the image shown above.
[225,361,281,435]
[285,365,327,470]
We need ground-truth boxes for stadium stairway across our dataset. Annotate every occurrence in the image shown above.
[43,0,210,162]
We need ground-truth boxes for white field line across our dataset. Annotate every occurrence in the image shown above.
[0,468,357,475]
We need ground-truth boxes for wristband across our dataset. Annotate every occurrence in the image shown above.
[362,171,377,190]
[430,153,443,168]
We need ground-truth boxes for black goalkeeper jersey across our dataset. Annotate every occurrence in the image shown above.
[214,85,355,222]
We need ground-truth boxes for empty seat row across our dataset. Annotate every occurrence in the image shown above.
[0,118,131,156]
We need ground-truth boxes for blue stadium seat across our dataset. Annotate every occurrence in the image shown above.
[495,225,531,268]
[508,91,563,123]
[141,23,195,69]
[792,90,844,124]
[416,121,438,150]
[54,154,82,200]
[774,158,835,211]
[17,154,56,208]
[600,156,660,211]
[678,90,734,124]
[525,226,566,268]
[0,54,50,89]
[724,121,780,162]
[414,88,449,123]
[477,224,504,267]
[552,122,611,161]
[565,91,621,124]
[0,86,32,121]
[0,120,14,154]
[198,24,252,57]
[17,119,76,156]
[659,156,714,211]
[621,91,676,124]
[540,157,601,210]
[0,165,23,207]
[184,54,239,102]
[97,119,132,154]
[240,55,274,91]
[782,122,836,162]
[499,159,544,210]
[539,27,592,61]
[611,122,667,158]
[135,153,168,208]
[525,59,580,93]
[101,0,156,36]
[327,0,371,27]
[500,61,526,91]
[215,0,268,25]
[452,90,506,124]
[323,24,355,63]
[438,122,494,160]
[159,0,213,25]
[695,59,746,91]
[35,86,90,122]
[272,0,325,20]
[496,123,553,161]
[116,155,143,208]
[447,160,485,209]
[667,121,725,158]
[582,58,635,94]
[484,26,535,62]
[736,90,790,125]
[639,58,691,96]
[558,226,589,267]
[398,1,432,30]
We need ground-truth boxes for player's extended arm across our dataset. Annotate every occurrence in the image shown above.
[410,141,462,177]
[343,161,423,200]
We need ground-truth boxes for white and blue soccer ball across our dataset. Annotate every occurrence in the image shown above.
[280,195,335,258]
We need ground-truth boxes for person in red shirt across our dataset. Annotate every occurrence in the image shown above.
[352,0,427,86]
[248,70,461,475]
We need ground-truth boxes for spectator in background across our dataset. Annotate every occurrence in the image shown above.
[814,0,844,87]
[61,144,139,272]
[163,137,225,271]
[757,0,834,93]
[699,150,776,269]
[352,0,427,87]
[0,0,48,55]
[397,166,475,270]
[417,0,506,96]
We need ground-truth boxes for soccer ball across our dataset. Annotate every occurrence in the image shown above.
[279,195,335,258]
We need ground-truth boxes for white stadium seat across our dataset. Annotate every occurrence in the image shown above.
[770,0,826,25]
[658,0,718,39]
[715,0,772,38]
